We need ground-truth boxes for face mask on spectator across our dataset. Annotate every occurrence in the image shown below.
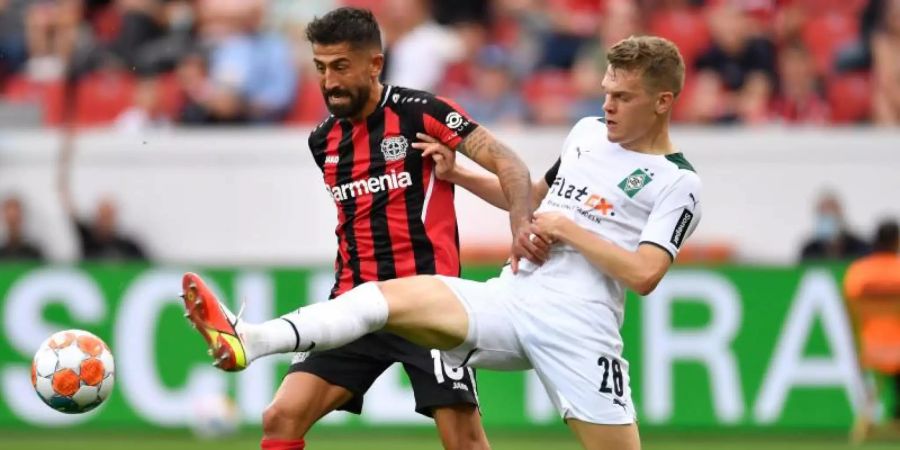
[814,213,840,240]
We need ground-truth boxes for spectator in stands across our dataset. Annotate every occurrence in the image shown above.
[108,0,166,70]
[836,0,886,72]
[536,0,605,70]
[380,0,464,91]
[23,0,92,80]
[772,42,829,124]
[0,0,30,85]
[0,196,44,261]
[114,0,197,76]
[111,1,196,131]
[178,0,296,124]
[455,45,526,125]
[843,219,900,442]
[872,0,900,125]
[74,197,146,260]
[569,0,642,120]
[799,191,870,262]
[430,0,490,26]
[115,75,171,132]
[58,148,147,261]
[687,2,777,123]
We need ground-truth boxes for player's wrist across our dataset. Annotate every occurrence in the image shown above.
[443,166,465,184]
[553,218,579,244]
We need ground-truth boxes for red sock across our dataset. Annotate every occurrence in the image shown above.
[261,438,305,450]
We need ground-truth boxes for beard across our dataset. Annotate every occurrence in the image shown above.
[323,84,371,118]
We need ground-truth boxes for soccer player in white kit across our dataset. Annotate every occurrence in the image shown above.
[182,36,700,450]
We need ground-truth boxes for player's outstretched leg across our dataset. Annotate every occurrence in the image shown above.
[181,272,249,371]
[181,273,470,370]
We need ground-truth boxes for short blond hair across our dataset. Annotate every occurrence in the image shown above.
[607,36,685,96]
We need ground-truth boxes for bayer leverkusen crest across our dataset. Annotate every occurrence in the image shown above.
[380,135,408,162]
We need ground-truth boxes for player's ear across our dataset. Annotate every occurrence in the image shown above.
[655,91,675,115]
[369,52,384,79]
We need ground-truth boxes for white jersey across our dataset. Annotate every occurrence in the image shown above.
[508,117,703,325]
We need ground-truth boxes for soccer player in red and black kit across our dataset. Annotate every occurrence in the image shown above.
[218,7,542,450]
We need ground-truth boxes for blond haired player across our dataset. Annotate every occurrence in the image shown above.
[183,36,700,450]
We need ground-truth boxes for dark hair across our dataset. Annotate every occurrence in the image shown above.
[873,219,899,252]
[305,7,382,50]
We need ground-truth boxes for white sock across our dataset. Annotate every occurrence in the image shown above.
[239,282,389,363]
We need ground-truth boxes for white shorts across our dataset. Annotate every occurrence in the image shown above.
[436,274,636,425]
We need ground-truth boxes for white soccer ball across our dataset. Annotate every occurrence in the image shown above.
[32,329,115,414]
[189,394,240,439]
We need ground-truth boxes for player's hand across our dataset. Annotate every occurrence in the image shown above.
[510,216,550,272]
[528,223,554,263]
[413,133,456,181]
[532,212,574,242]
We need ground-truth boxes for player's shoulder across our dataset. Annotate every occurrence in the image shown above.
[569,116,609,139]
[308,115,337,148]
[663,156,702,194]
[384,85,464,114]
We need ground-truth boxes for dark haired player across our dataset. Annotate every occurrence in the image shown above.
[184,7,543,450]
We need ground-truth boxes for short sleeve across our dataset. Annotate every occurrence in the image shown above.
[421,96,480,149]
[544,117,603,186]
[543,158,561,186]
[639,173,702,260]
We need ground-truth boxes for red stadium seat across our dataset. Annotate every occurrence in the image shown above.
[286,79,327,125]
[156,72,185,119]
[72,71,137,126]
[827,71,871,123]
[2,75,66,125]
[801,11,858,76]
[649,8,709,71]
[522,70,575,106]
[340,0,383,14]
[2,75,58,103]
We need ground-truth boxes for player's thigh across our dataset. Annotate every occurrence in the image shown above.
[380,275,470,350]
[436,276,530,371]
[568,419,640,450]
[266,371,354,432]
[523,300,635,425]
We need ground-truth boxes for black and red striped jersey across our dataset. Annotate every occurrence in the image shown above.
[308,85,479,298]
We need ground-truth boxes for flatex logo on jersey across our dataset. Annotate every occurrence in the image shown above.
[326,171,413,202]
[548,176,615,224]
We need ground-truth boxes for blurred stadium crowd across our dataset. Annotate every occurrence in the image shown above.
[0,0,899,129]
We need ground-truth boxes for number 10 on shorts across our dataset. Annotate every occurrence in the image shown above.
[431,349,465,383]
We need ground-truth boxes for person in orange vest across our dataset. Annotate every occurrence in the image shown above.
[844,219,900,442]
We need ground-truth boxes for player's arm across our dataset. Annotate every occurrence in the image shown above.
[457,127,548,268]
[416,97,543,267]
[453,127,532,220]
[533,175,702,295]
[415,132,548,211]
[534,217,673,295]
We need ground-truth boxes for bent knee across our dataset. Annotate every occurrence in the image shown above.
[262,402,315,439]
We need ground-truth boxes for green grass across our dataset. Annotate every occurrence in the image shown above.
[2,431,900,450]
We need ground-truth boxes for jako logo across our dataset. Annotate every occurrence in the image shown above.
[328,171,413,201]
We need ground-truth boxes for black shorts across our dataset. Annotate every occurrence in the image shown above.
[287,331,479,417]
